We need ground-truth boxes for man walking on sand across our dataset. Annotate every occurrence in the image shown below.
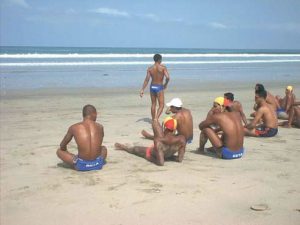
[115,118,186,166]
[142,98,193,143]
[244,89,278,137]
[140,54,170,121]
[198,97,245,159]
[56,104,107,171]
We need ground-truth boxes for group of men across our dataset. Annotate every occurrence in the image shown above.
[56,54,298,171]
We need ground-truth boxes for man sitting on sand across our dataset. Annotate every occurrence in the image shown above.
[56,104,107,171]
[141,98,193,143]
[224,92,248,125]
[115,117,186,166]
[278,105,300,128]
[275,85,296,119]
[244,90,278,137]
[198,97,244,159]
[250,83,279,118]
[140,54,170,121]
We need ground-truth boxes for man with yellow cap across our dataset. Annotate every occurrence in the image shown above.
[115,118,186,166]
[275,85,296,119]
[198,97,245,159]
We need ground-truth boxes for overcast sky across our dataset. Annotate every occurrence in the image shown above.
[1,0,300,49]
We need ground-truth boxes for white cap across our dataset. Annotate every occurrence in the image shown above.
[166,98,183,107]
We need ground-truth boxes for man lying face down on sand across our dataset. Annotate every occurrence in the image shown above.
[141,98,193,143]
[115,118,186,166]
[244,89,278,137]
[56,105,107,171]
[198,97,245,159]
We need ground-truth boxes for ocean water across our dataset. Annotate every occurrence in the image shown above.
[0,46,300,90]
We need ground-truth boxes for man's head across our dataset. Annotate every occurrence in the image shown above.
[163,117,177,133]
[255,89,267,105]
[224,92,234,102]
[166,98,182,113]
[255,83,265,93]
[213,96,229,113]
[153,54,162,63]
[285,85,293,94]
[82,104,97,121]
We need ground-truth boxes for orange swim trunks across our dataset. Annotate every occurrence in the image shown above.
[146,145,154,160]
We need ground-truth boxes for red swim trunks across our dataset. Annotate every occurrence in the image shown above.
[146,145,154,160]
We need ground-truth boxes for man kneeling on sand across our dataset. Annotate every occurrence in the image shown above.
[244,89,278,137]
[115,117,186,166]
[56,104,107,171]
[198,97,245,159]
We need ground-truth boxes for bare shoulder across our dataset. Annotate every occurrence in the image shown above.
[95,122,104,129]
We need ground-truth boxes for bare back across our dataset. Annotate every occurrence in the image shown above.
[213,112,244,150]
[148,64,167,85]
[266,92,278,111]
[71,120,104,160]
[174,108,193,141]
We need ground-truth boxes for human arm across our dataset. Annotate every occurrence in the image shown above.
[59,126,74,151]
[285,92,293,113]
[163,67,170,89]
[246,108,264,129]
[199,115,215,130]
[140,68,151,97]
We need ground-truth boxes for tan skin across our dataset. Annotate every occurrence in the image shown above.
[115,120,186,166]
[56,111,107,168]
[141,106,193,142]
[275,89,296,113]
[278,106,300,128]
[140,60,170,121]
[198,103,244,158]
[225,99,248,126]
[245,94,278,136]
[251,91,279,117]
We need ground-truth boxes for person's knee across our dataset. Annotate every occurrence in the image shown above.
[101,146,108,159]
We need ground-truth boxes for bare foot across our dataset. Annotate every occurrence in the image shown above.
[114,143,127,150]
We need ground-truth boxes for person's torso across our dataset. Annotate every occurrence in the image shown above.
[215,112,244,151]
[261,104,278,129]
[149,64,165,85]
[73,121,103,160]
[175,109,193,140]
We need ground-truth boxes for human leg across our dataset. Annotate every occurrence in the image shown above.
[56,148,76,167]
[155,91,165,120]
[141,130,154,140]
[199,127,223,152]
[114,143,149,158]
[150,93,157,120]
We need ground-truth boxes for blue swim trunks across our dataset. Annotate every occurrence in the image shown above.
[187,137,193,144]
[221,147,244,159]
[73,156,105,171]
[150,84,164,94]
[255,126,278,137]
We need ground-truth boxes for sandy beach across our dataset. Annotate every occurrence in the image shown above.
[1,80,300,225]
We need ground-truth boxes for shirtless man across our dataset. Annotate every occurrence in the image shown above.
[244,90,278,137]
[115,118,186,166]
[140,54,170,121]
[56,105,107,171]
[141,98,193,143]
[278,106,300,128]
[224,92,248,125]
[275,85,296,119]
[250,83,279,117]
[198,97,244,159]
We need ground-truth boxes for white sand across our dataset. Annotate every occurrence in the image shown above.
[1,81,300,225]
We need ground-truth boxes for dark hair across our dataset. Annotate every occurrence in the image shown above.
[82,104,96,117]
[255,83,265,92]
[224,92,234,101]
[256,89,267,99]
[153,54,162,62]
